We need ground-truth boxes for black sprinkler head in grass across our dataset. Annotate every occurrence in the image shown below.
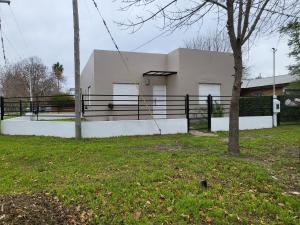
[200,179,208,188]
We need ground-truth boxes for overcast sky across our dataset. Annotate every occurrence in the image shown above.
[0,0,293,90]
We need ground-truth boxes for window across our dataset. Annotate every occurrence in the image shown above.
[199,83,221,103]
[113,83,139,105]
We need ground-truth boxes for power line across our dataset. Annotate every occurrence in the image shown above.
[254,6,300,20]
[9,6,29,52]
[90,0,162,134]
[3,32,24,60]
[0,16,7,64]
[90,0,131,74]
[0,6,25,63]
[130,4,300,51]
[131,29,171,51]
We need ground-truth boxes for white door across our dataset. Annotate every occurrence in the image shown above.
[153,85,166,119]
[199,83,221,103]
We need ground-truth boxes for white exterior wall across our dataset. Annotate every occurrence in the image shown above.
[1,118,187,138]
[211,116,273,132]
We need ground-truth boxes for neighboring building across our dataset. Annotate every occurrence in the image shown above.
[241,74,298,96]
[81,48,234,120]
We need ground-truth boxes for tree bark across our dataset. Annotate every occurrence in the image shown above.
[228,45,243,155]
[72,0,82,139]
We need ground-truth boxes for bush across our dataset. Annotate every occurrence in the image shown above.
[239,96,272,116]
[278,95,300,123]
[50,93,74,108]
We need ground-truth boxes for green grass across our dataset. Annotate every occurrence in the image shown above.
[0,125,299,224]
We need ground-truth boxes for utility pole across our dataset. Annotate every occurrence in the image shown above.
[29,61,34,120]
[72,0,82,139]
[272,48,277,98]
[272,47,278,128]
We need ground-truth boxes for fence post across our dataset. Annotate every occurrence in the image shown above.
[185,94,190,132]
[36,97,39,121]
[81,94,85,116]
[0,96,4,120]
[19,100,23,116]
[30,100,33,113]
[138,95,140,120]
[207,95,212,131]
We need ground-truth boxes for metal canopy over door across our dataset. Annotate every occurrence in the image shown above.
[153,85,167,119]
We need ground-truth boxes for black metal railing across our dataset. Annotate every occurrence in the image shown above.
[82,94,187,120]
[0,95,75,120]
[187,95,213,131]
[0,94,276,131]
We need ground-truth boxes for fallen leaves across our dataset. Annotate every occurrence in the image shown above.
[206,216,213,223]
[0,193,92,225]
[283,191,300,196]
[166,206,173,213]
[133,211,141,220]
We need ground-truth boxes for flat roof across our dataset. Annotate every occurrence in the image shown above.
[143,71,178,77]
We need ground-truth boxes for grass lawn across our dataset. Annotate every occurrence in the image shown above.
[0,125,299,224]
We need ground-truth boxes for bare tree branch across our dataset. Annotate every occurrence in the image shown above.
[184,30,231,53]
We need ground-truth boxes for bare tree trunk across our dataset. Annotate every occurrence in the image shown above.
[228,46,243,155]
[72,0,82,139]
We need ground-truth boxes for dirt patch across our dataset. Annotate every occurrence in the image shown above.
[154,143,184,151]
[287,147,300,159]
[0,192,92,225]
[239,156,258,162]
[190,131,217,137]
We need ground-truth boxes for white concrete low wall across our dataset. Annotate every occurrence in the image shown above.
[1,119,75,138]
[211,116,273,132]
[82,119,187,138]
[1,118,187,138]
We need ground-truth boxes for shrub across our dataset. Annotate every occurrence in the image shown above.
[239,96,272,116]
[50,93,74,108]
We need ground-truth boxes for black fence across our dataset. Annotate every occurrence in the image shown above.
[0,95,75,120]
[82,94,187,120]
[187,95,213,131]
[278,95,300,124]
[0,94,284,131]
